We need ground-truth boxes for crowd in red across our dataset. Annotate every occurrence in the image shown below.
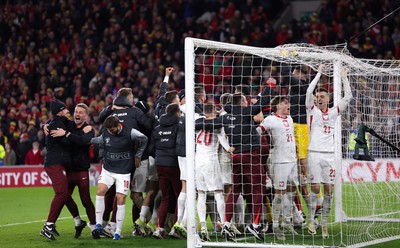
[0,0,399,165]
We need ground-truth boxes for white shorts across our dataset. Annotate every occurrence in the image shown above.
[148,156,158,181]
[195,157,223,192]
[131,159,149,193]
[269,162,299,190]
[178,156,187,181]
[98,168,130,195]
[307,151,335,184]
[219,149,232,185]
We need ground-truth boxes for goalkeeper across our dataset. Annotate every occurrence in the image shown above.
[282,65,316,219]
[305,65,352,239]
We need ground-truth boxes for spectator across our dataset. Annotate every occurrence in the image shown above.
[16,133,32,165]
[0,129,8,147]
[4,143,16,166]
[0,142,5,166]
[24,141,44,165]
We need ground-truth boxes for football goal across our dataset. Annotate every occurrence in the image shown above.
[184,37,400,248]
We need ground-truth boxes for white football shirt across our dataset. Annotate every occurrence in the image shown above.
[259,114,296,163]
[307,106,340,153]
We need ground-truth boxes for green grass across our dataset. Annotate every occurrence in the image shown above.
[0,187,186,248]
[1,186,400,247]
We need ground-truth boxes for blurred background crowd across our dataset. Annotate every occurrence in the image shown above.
[0,0,399,165]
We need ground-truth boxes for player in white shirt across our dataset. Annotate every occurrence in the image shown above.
[305,65,352,238]
[195,103,233,242]
[257,96,299,240]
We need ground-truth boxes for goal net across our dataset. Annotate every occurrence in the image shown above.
[184,38,400,248]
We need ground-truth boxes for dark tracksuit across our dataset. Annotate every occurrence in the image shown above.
[44,115,80,224]
[65,121,96,225]
[92,126,147,175]
[98,95,153,222]
[153,113,181,228]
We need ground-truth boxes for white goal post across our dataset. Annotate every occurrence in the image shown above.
[184,37,400,248]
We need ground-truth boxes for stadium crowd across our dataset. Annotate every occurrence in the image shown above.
[0,0,399,166]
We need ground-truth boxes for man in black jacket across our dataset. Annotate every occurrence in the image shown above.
[40,99,81,241]
[152,103,181,239]
[98,87,153,236]
[134,67,180,237]
[153,67,175,123]
[50,103,96,238]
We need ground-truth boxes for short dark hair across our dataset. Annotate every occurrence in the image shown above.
[235,84,251,96]
[103,115,120,129]
[271,95,288,112]
[166,103,180,116]
[164,90,178,103]
[117,87,133,97]
[203,102,215,115]
[231,93,244,105]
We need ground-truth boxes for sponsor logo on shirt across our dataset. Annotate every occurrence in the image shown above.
[108,152,131,160]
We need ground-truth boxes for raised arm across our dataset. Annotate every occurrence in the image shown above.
[305,65,324,110]
[249,85,274,115]
[156,67,175,101]
[337,68,353,112]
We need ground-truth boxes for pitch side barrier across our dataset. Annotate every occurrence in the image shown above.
[0,160,399,187]
[0,164,101,188]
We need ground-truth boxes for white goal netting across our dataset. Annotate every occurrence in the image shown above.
[184,38,400,248]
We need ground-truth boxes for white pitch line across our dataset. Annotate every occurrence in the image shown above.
[0,215,87,228]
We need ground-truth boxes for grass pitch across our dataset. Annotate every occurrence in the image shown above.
[1,186,400,247]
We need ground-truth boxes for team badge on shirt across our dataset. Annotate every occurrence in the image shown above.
[322,113,329,121]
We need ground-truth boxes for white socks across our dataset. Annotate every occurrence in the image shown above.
[139,206,150,222]
[272,194,283,227]
[309,192,318,222]
[116,204,125,235]
[197,192,207,223]
[73,216,82,227]
[234,194,245,225]
[177,192,187,223]
[215,192,225,225]
[95,195,105,225]
[321,194,332,224]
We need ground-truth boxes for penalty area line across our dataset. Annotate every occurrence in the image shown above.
[0,215,87,227]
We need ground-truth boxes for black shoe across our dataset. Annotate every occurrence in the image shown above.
[75,220,87,238]
[222,225,236,242]
[43,224,60,236]
[246,224,264,241]
[40,227,56,241]
[91,228,101,239]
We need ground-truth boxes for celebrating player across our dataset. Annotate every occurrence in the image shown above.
[91,115,148,240]
[195,103,233,241]
[257,96,299,241]
[305,65,352,239]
